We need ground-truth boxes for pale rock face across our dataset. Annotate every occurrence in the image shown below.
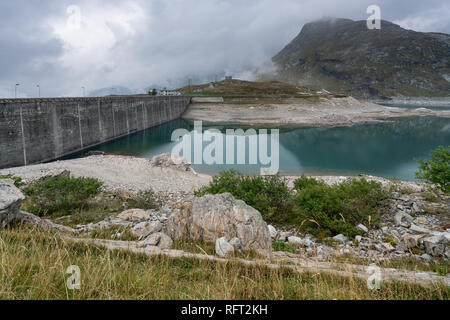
[131,221,163,239]
[117,209,152,222]
[164,193,272,256]
[138,232,173,250]
[0,179,25,226]
[216,237,234,258]
[268,225,278,239]
[395,211,414,227]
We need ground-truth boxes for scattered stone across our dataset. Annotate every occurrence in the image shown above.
[356,224,369,233]
[85,151,106,157]
[216,237,234,258]
[333,234,348,243]
[423,234,447,257]
[164,193,272,256]
[268,225,278,239]
[355,235,362,243]
[415,217,427,225]
[114,189,136,202]
[395,211,414,227]
[411,202,421,213]
[421,253,433,261]
[39,169,70,180]
[402,234,425,249]
[150,153,196,173]
[279,231,292,242]
[139,232,173,250]
[409,224,431,234]
[288,236,304,246]
[381,242,395,252]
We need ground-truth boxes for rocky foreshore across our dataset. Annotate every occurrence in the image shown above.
[182,96,450,126]
[1,153,449,286]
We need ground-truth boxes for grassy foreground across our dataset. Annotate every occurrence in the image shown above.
[0,228,448,300]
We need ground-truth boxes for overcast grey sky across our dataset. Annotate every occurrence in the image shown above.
[1,0,449,98]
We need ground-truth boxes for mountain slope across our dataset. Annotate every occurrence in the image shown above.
[272,18,450,98]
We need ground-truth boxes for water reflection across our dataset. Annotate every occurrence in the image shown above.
[67,116,450,180]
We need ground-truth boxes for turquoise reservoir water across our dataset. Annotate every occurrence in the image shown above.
[68,116,450,180]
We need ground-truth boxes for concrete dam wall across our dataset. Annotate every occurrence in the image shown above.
[0,96,191,169]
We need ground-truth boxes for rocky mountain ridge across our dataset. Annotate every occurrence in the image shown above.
[271,18,450,98]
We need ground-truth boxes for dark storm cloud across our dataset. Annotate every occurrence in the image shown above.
[0,0,449,98]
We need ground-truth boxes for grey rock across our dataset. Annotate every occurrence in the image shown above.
[268,225,278,239]
[304,239,315,248]
[216,237,234,258]
[139,232,173,250]
[39,169,70,180]
[150,153,196,173]
[278,231,292,242]
[164,193,272,256]
[411,202,421,213]
[355,235,362,243]
[421,253,433,261]
[395,211,414,227]
[409,224,431,234]
[0,179,26,226]
[333,234,348,243]
[288,236,304,246]
[132,221,163,239]
[356,224,368,233]
[402,233,425,249]
[423,234,447,257]
[229,237,243,252]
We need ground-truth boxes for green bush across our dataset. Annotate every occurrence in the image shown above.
[196,172,390,239]
[272,241,297,253]
[195,170,293,223]
[127,189,158,210]
[22,176,103,217]
[292,176,389,238]
[416,146,450,193]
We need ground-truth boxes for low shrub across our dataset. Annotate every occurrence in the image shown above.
[127,189,158,210]
[292,176,390,238]
[196,171,390,239]
[272,241,297,254]
[195,170,293,223]
[416,146,450,193]
[22,176,103,217]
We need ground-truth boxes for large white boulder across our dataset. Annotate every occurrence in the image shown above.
[216,237,234,258]
[0,179,25,226]
[164,193,272,256]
